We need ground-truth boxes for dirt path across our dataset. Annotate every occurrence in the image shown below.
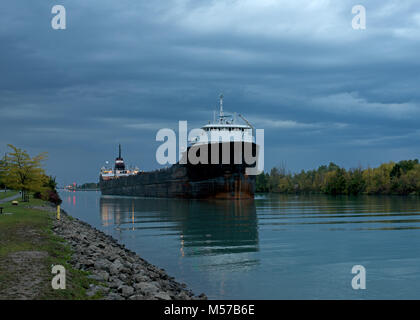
[0,199,109,300]
[0,193,20,204]
[0,251,49,299]
[0,213,51,300]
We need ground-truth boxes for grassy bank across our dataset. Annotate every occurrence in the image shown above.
[0,195,102,299]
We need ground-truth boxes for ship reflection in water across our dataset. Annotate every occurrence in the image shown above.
[99,196,259,260]
[98,196,259,297]
[63,190,259,297]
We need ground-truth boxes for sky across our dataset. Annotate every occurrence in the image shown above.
[1,0,420,186]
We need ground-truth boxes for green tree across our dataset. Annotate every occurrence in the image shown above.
[0,144,48,200]
[256,172,269,192]
[324,168,347,195]
[254,159,420,196]
[390,159,419,178]
[347,168,366,195]
[0,156,5,189]
[268,167,281,192]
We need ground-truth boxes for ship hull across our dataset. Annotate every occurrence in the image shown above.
[100,142,258,199]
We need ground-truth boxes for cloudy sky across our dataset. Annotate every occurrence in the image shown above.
[1,0,420,185]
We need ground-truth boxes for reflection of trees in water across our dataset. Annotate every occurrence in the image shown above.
[99,196,259,258]
[258,194,420,231]
[269,194,420,213]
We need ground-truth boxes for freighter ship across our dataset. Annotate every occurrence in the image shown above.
[99,95,259,199]
[99,144,139,180]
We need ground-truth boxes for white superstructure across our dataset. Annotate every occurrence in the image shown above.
[191,95,254,145]
[99,145,139,180]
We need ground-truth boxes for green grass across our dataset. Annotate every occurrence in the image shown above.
[0,190,18,200]
[0,195,104,299]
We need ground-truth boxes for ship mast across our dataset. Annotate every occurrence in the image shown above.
[219,94,224,123]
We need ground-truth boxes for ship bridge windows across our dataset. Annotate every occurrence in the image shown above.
[204,126,246,132]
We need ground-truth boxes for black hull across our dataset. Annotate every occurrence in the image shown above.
[99,142,258,199]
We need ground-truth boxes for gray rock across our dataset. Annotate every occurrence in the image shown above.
[134,275,149,283]
[177,292,191,300]
[109,279,124,289]
[118,273,128,282]
[106,292,124,300]
[109,259,124,275]
[118,285,134,297]
[109,265,118,275]
[87,274,104,282]
[107,254,119,262]
[154,292,172,300]
[83,259,95,268]
[198,293,207,300]
[97,270,110,281]
[134,281,160,294]
[86,285,100,297]
[94,259,110,271]
[128,294,146,300]
[88,270,109,282]
[98,285,110,293]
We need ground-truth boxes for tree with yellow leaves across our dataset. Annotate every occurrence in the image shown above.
[0,144,48,201]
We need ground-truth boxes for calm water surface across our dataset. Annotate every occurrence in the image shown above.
[60,191,420,299]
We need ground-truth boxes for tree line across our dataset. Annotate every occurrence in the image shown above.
[76,182,99,190]
[0,144,62,204]
[256,160,420,195]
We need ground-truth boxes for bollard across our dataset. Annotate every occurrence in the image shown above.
[57,205,60,220]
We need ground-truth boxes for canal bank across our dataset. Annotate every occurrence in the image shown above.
[0,197,97,299]
[0,195,205,300]
[53,209,207,300]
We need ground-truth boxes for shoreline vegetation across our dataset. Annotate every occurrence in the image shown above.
[75,182,99,191]
[0,144,62,205]
[256,159,420,196]
[0,196,97,299]
[60,182,100,191]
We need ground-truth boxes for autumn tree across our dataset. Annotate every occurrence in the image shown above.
[0,156,5,189]
[0,144,48,200]
[324,168,347,195]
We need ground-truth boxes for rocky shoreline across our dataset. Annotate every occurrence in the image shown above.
[52,209,207,300]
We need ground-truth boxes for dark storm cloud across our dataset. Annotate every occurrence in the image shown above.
[1,0,420,184]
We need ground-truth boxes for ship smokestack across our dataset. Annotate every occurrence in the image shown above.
[115,144,125,171]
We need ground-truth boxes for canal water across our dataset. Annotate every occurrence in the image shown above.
[60,191,420,299]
